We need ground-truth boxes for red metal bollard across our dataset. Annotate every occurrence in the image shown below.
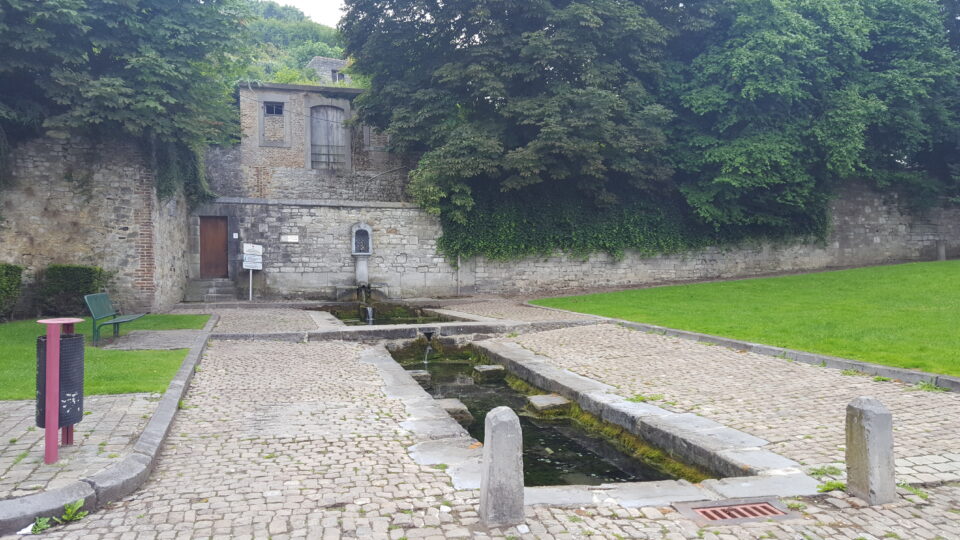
[37,318,84,465]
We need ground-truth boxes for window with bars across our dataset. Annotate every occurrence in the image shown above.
[310,105,346,169]
[354,229,370,254]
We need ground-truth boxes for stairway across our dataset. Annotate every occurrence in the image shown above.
[184,278,238,303]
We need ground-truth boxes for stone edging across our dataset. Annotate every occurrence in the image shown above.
[524,301,960,392]
[475,341,819,501]
[0,315,218,535]
[362,342,819,509]
[210,319,597,343]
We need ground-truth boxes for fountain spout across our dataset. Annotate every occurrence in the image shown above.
[365,306,374,325]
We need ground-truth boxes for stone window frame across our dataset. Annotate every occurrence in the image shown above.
[257,92,292,148]
[304,93,353,172]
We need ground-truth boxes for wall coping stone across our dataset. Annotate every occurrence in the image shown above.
[211,196,419,209]
[0,315,218,535]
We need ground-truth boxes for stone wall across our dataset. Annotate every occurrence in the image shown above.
[306,56,350,84]
[205,85,411,202]
[0,135,188,314]
[468,185,960,294]
[192,198,458,299]
[193,184,959,300]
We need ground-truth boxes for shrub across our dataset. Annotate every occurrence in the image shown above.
[39,265,108,316]
[0,263,22,321]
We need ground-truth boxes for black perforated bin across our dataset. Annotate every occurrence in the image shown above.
[36,334,85,428]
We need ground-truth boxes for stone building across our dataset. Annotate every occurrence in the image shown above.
[306,56,351,85]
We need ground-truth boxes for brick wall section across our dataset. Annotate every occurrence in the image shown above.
[0,134,188,314]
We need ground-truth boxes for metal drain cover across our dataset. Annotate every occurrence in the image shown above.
[673,498,798,526]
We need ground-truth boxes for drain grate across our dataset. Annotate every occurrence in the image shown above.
[674,498,797,526]
[694,502,785,521]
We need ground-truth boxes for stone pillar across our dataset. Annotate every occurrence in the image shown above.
[937,240,947,261]
[479,406,524,528]
[846,397,896,505]
[354,254,369,286]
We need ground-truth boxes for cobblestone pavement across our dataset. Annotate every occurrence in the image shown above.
[0,394,158,499]
[504,324,960,485]
[174,308,321,334]
[14,336,960,540]
[102,330,205,350]
[443,300,596,322]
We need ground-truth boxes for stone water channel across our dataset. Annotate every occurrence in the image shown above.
[309,303,449,326]
[389,340,709,487]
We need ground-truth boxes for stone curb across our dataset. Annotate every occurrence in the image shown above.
[209,320,597,343]
[474,341,820,500]
[0,314,217,535]
[524,301,960,392]
[172,297,488,312]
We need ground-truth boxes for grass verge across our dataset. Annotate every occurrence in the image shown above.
[532,261,960,377]
[0,314,209,400]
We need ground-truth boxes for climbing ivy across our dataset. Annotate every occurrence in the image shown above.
[436,183,828,261]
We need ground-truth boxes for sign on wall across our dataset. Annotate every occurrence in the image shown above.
[242,243,263,270]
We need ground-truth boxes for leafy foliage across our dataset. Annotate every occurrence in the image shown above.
[0,263,22,321]
[39,264,108,317]
[0,0,251,201]
[343,0,960,259]
[52,499,89,525]
[245,1,346,85]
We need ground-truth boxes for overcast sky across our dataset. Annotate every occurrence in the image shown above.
[279,0,347,28]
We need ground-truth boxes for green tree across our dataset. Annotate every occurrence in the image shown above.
[343,0,674,225]
[245,0,344,85]
[0,0,251,199]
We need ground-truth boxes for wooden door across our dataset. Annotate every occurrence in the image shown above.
[199,217,228,278]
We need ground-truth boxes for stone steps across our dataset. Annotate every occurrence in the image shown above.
[184,279,237,302]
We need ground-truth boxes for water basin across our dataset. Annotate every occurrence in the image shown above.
[391,341,701,486]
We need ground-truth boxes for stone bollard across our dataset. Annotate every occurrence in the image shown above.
[479,406,525,528]
[937,240,947,261]
[846,397,896,505]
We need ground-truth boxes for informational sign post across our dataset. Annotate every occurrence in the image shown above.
[242,243,263,301]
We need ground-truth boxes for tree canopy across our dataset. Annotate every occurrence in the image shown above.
[0,0,251,199]
[246,1,346,85]
[342,0,960,259]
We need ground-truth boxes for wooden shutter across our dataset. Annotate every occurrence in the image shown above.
[311,106,346,168]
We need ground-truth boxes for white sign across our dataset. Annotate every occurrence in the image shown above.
[242,260,263,270]
[242,243,263,256]
[280,235,299,243]
[243,254,262,264]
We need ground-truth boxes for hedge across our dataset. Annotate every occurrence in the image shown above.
[39,264,108,316]
[0,263,22,321]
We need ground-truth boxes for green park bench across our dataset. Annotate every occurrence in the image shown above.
[84,293,145,346]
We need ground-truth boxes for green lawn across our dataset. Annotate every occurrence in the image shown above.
[532,261,960,377]
[0,314,210,400]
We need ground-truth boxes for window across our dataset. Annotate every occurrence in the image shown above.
[310,106,346,169]
[331,70,346,83]
[264,102,283,116]
[354,229,370,254]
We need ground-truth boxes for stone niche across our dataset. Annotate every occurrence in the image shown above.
[352,222,373,255]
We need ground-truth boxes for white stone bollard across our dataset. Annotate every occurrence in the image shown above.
[479,406,525,528]
[937,240,947,261]
[846,396,896,505]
